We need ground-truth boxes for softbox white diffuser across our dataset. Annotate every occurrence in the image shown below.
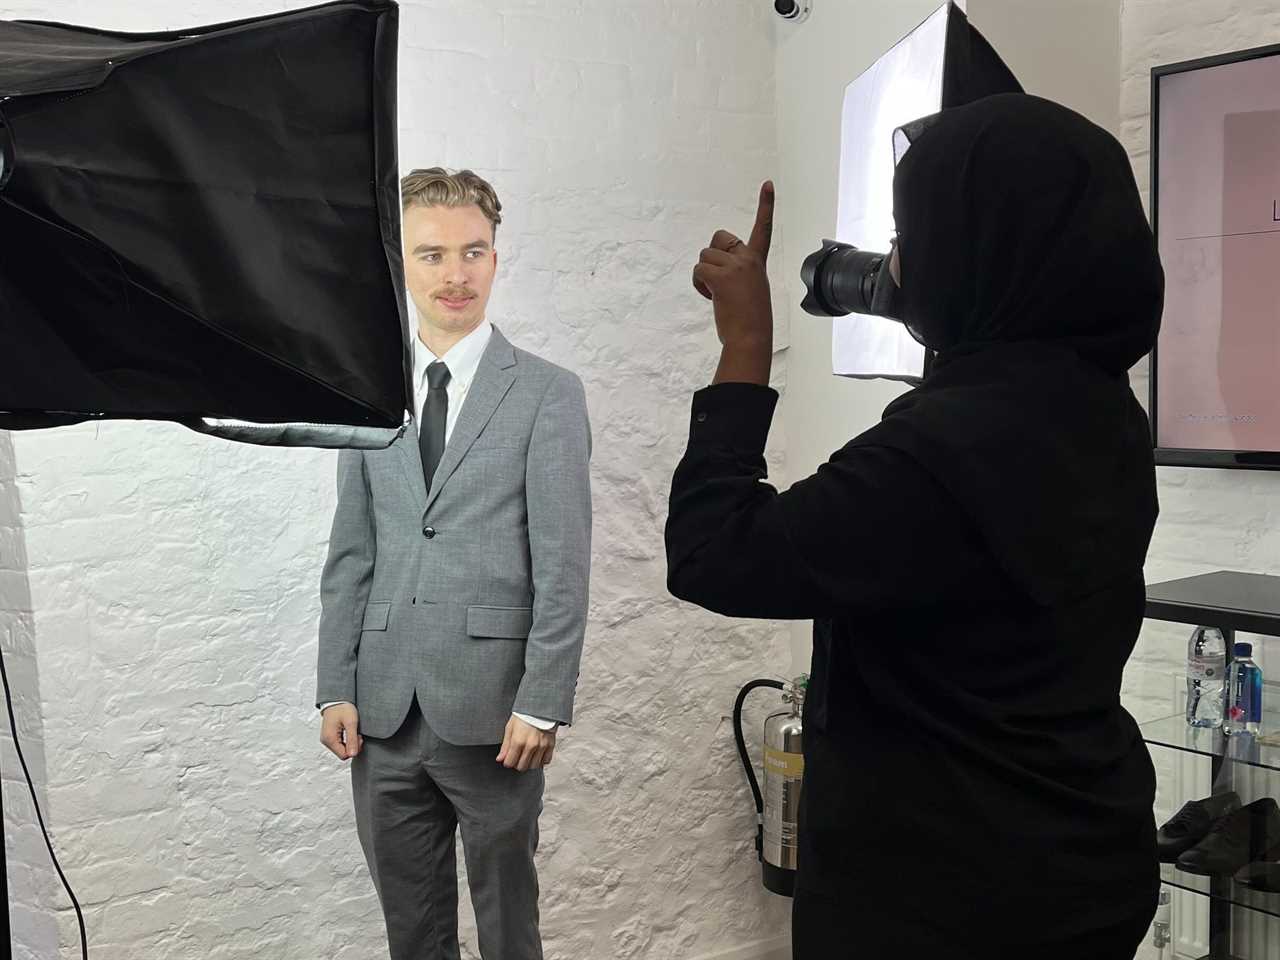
[831,1,1021,381]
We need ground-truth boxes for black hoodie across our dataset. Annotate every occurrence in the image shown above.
[863,92,1164,609]
[666,93,1163,953]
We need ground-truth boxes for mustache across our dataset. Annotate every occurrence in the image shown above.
[435,289,474,299]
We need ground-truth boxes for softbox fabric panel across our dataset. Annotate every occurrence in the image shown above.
[831,1,1020,382]
[0,0,410,448]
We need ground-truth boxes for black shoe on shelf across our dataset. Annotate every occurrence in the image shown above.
[1235,860,1280,892]
[1177,798,1280,876]
[1157,791,1242,862]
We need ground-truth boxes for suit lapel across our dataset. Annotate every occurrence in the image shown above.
[423,325,517,514]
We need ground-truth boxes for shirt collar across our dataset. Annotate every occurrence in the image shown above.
[414,319,492,393]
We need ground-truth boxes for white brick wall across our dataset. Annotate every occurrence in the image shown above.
[0,431,60,960]
[0,1,791,958]
[16,1,1280,956]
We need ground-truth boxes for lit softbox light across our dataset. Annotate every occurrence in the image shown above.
[0,0,410,448]
[832,1,1021,382]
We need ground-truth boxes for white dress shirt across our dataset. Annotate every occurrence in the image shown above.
[320,320,557,732]
[412,317,492,448]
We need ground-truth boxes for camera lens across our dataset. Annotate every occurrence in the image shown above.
[775,0,799,18]
[800,240,884,317]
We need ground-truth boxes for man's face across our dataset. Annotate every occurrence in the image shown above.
[403,203,497,337]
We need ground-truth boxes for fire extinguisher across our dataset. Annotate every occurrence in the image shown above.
[733,673,807,897]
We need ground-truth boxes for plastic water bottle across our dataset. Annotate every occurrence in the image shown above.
[1185,626,1226,728]
[1225,642,1263,736]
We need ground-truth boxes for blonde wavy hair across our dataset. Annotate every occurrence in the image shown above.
[400,167,502,238]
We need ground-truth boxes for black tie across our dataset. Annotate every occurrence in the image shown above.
[419,360,450,493]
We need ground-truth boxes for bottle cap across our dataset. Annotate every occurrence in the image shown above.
[1234,642,1252,657]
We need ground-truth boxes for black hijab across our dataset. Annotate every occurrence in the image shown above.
[850,93,1165,607]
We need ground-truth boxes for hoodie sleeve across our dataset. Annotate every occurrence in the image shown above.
[664,382,995,621]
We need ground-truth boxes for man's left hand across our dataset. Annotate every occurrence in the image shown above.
[497,714,557,771]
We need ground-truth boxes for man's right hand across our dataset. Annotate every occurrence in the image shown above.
[320,703,363,760]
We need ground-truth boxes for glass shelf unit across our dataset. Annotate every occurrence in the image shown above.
[1141,709,1280,775]
[1160,863,1280,921]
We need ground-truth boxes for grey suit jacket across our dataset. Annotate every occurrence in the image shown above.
[315,325,592,743]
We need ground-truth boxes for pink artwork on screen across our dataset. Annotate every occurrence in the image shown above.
[1156,55,1280,453]
[1219,109,1280,449]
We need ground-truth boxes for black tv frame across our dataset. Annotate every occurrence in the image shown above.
[1149,41,1280,471]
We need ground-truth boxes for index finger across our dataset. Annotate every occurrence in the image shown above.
[747,180,774,259]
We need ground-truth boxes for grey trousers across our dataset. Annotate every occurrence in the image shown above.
[351,693,545,960]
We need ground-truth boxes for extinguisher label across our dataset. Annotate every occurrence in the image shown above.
[764,745,804,854]
[763,746,804,779]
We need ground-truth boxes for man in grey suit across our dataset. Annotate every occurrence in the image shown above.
[315,167,591,960]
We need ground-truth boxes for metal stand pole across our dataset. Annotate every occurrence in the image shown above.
[1205,626,1235,960]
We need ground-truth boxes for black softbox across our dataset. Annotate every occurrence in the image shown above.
[0,0,410,448]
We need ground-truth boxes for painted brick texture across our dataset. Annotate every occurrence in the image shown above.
[0,1,791,957]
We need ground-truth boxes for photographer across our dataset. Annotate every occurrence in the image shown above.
[666,94,1164,958]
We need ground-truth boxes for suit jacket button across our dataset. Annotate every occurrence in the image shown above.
[422,525,436,539]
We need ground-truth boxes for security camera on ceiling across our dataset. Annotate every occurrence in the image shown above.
[774,0,812,23]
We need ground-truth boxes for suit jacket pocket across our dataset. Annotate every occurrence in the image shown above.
[466,605,533,639]
[361,600,391,631]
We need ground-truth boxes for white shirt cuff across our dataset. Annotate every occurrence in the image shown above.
[513,711,558,730]
[320,703,557,732]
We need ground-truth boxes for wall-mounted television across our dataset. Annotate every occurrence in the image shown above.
[1151,42,1280,470]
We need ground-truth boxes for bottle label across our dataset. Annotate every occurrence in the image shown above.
[1230,666,1264,723]
[1188,656,1223,680]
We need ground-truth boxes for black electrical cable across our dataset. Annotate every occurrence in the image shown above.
[0,644,89,959]
[732,678,784,861]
